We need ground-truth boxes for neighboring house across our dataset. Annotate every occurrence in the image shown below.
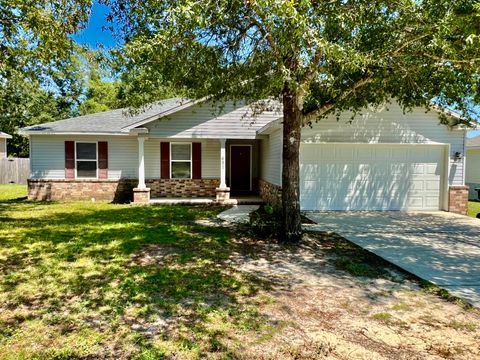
[0,132,12,158]
[18,98,471,214]
[466,135,480,200]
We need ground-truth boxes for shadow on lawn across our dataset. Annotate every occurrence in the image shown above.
[0,202,273,356]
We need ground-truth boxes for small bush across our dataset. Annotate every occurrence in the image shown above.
[250,204,281,238]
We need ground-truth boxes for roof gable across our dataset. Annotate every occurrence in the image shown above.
[143,100,282,139]
[18,98,196,135]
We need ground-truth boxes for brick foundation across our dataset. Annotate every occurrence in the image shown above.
[27,179,137,203]
[146,179,219,198]
[448,185,469,215]
[259,179,282,208]
[28,178,220,202]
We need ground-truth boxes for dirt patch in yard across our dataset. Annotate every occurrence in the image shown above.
[220,232,480,359]
[123,230,480,359]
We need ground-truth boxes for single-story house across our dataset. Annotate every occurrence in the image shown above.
[466,135,480,200]
[0,132,12,159]
[18,98,471,214]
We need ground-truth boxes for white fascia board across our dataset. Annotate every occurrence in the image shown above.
[17,130,131,136]
[257,118,282,135]
[146,134,259,140]
[121,97,209,131]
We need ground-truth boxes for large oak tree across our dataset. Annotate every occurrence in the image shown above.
[105,0,480,241]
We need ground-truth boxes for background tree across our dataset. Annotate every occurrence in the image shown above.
[105,0,480,241]
[0,0,92,156]
[78,66,121,115]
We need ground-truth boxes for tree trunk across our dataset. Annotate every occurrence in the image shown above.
[280,87,303,242]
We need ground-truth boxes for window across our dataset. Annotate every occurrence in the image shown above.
[76,142,97,178]
[170,143,191,179]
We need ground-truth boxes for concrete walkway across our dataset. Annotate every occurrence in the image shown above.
[305,211,480,307]
[218,205,259,224]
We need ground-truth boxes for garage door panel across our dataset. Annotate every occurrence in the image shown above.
[425,180,440,191]
[425,197,440,208]
[426,163,441,175]
[391,148,408,161]
[335,147,355,160]
[300,144,444,211]
[300,164,320,181]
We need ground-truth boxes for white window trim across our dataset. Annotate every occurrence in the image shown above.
[75,141,98,179]
[170,142,192,179]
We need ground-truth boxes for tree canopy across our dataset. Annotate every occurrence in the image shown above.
[0,0,92,156]
[105,0,480,241]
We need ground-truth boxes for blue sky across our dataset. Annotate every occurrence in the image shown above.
[72,1,117,49]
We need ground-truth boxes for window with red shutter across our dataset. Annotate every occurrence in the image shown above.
[160,142,170,179]
[98,141,108,179]
[192,142,201,179]
[65,141,75,179]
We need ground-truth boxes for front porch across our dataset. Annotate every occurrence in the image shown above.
[133,136,262,204]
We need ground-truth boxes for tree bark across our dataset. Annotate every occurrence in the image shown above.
[280,86,303,242]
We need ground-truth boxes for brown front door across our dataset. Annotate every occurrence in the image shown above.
[230,145,251,193]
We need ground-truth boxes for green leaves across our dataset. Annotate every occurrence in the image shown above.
[0,0,93,156]
[104,1,477,125]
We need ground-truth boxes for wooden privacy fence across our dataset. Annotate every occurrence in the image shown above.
[0,158,30,184]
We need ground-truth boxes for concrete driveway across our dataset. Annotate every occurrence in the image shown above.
[305,211,480,307]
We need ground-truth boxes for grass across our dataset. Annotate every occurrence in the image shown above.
[0,185,271,359]
[1,184,479,359]
[468,201,480,218]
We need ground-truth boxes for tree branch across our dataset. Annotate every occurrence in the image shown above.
[302,77,373,125]
[416,52,480,66]
[296,50,323,110]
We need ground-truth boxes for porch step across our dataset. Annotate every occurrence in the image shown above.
[229,196,264,205]
[150,198,215,205]
[149,196,264,206]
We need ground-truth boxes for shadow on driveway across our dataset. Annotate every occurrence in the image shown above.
[305,211,480,307]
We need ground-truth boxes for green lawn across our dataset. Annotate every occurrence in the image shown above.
[468,201,480,218]
[1,185,479,359]
[0,185,268,359]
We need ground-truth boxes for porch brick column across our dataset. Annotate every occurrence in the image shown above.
[134,136,150,203]
[216,138,230,203]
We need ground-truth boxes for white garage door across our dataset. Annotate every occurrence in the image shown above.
[300,144,445,211]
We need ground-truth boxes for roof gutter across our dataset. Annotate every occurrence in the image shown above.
[17,130,132,136]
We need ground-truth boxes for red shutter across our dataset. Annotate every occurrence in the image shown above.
[98,141,108,179]
[160,142,170,179]
[192,142,201,179]
[65,141,75,179]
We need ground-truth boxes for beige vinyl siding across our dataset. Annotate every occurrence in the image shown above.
[0,138,6,158]
[466,148,480,199]
[202,140,220,178]
[260,128,282,186]
[30,135,138,180]
[145,140,160,179]
[146,101,281,139]
[300,103,465,186]
[466,149,480,183]
[30,135,221,180]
